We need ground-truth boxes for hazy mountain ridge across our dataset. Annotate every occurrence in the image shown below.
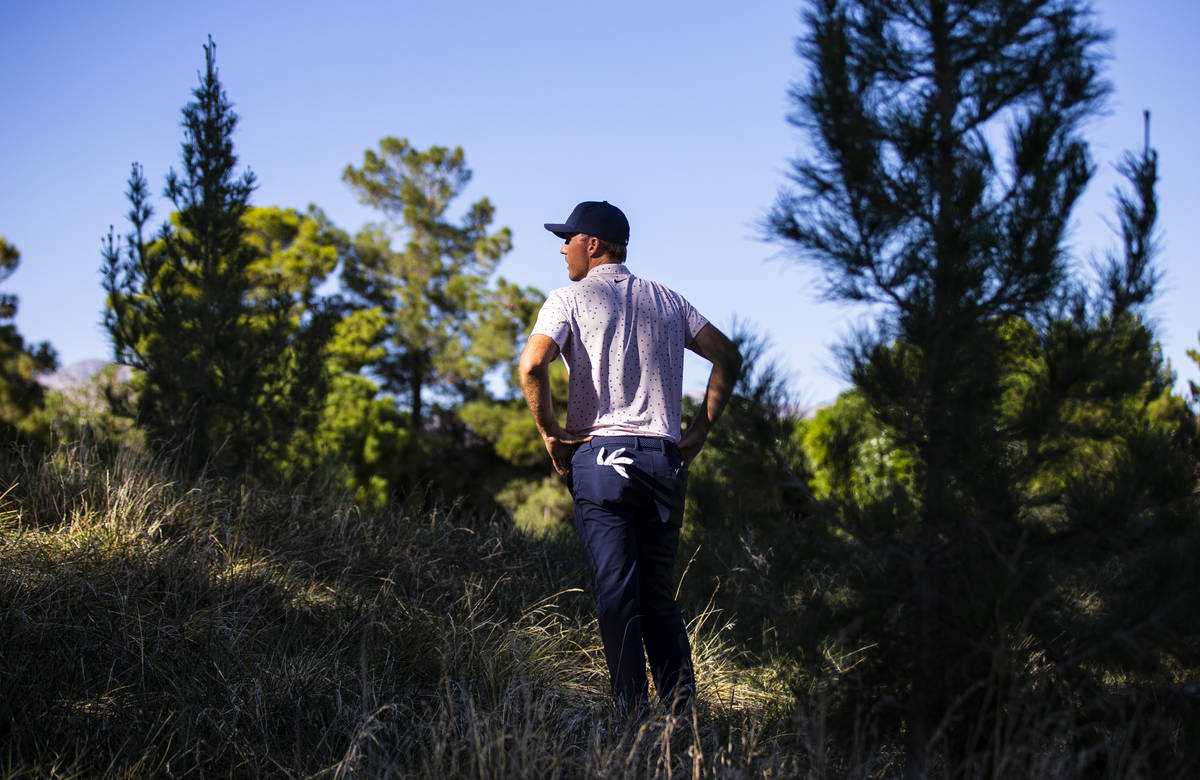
[37,359,130,391]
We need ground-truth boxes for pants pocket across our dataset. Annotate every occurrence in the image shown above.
[655,466,688,527]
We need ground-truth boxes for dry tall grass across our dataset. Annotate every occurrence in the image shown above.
[2,440,1192,778]
[0,441,800,778]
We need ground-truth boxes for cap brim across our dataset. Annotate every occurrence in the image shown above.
[544,223,574,238]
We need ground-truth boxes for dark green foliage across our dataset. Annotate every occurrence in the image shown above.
[680,323,821,651]
[0,237,58,440]
[287,305,414,507]
[1102,123,1160,319]
[102,39,336,477]
[769,0,1197,774]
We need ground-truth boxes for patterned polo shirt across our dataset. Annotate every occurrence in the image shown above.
[531,263,708,441]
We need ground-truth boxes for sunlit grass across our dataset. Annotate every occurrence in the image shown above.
[0,441,802,778]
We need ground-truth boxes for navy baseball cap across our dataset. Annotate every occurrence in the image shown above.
[544,201,629,244]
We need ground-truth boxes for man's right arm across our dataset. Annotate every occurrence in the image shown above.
[679,323,742,466]
[519,333,590,476]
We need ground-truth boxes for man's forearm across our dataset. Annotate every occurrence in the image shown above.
[687,357,737,440]
[520,363,564,441]
[679,325,742,462]
[520,344,589,476]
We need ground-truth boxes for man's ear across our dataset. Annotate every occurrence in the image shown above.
[586,236,605,259]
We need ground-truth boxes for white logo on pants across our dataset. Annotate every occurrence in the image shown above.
[596,447,634,479]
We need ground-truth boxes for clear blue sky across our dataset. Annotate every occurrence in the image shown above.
[2,0,1197,404]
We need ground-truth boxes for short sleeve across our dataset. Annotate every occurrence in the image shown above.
[681,296,708,344]
[531,290,572,350]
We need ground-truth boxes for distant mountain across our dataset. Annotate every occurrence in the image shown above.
[38,359,131,391]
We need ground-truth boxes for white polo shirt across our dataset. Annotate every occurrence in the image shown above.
[531,263,708,441]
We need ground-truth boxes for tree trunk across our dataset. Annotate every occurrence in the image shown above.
[410,361,424,439]
[905,3,955,776]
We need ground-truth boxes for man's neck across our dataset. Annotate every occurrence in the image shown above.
[587,258,622,274]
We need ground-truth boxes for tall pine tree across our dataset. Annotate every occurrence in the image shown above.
[103,38,332,475]
[341,138,533,443]
[769,1,1195,774]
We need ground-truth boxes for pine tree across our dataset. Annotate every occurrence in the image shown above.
[341,138,533,443]
[102,38,334,475]
[765,1,1200,773]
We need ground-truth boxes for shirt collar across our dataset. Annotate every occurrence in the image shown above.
[585,263,631,279]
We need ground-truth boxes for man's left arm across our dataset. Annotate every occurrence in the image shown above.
[519,333,591,476]
[678,323,742,465]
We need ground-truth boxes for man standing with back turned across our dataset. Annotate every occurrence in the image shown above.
[519,200,742,716]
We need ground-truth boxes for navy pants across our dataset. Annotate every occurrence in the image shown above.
[568,435,694,713]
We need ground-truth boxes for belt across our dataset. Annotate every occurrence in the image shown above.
[586,435,675,452]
